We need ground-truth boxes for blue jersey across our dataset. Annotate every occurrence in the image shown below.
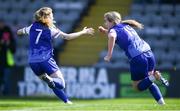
[109,23,151,60]
[22,22,61,63]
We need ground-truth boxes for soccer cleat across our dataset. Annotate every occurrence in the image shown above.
[160,77,169,87]
[42,76,56,89]
[154,71,169,87]
[157,98,166,105]
[66,100,73,104]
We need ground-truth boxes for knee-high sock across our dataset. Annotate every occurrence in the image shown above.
[53,88,69,103]
[53,78,65,89]
[137,77,153,91]
[149,83,163,102]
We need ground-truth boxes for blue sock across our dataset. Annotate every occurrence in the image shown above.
[149,83,162,101]
[137,77,153,91]
[53,78,65,89]
[53,88,69,103]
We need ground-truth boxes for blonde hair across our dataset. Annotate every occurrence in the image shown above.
[34,7,53,27]
[104,11,144,29]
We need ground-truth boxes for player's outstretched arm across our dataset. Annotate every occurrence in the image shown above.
[104,29,116,62]
[59,27,94,40]
[17,28,25,36]
[17,25,31,36]
[104,36,115,62]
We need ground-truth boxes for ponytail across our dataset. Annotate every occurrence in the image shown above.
[104,11,144,29]
[121,19,144,29]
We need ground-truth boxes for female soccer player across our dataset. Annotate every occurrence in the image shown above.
[17,7,94,104]
[98,11,169,105]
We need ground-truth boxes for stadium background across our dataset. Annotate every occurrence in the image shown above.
[0,0,180,99]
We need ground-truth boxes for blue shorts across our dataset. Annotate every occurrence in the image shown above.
[130,51,156,81]
[29,58,59,76]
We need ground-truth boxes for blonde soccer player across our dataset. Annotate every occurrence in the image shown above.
[17,7,94,104]
[98,11,169,105]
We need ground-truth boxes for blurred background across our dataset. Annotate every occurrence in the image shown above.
[0,0,179,99]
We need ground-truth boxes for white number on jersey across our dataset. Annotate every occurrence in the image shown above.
[35,29,43,44]
[124,26,138,37]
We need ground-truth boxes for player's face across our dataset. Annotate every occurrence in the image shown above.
[104,17,113,30]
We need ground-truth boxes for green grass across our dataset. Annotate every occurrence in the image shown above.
[0,98,179,111]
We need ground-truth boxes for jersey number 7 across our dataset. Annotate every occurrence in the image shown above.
[35,29,43,44]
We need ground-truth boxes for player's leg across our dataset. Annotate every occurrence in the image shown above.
[130,52,165,105]
[50,70,72,104]
[149,83,165,105]
[146,70,168,105]
[40,58,72,104]
[39,73,71,104]
[132,76,154,91]
[147,51,169,87]
[137,70,165,105]
[39,72,71,104]
[39,58,65,89]
[40,74,55,88]
[29,62,56,89]
[130,54,154,91]
[154,71,169,87]
[136,71,156,91]
[132,71,165,105]
[30,61,70,104]
[50,70,65,89]
[40,71,65,90]
[146,51,165,105]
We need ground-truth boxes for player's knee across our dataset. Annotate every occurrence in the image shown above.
[53,77,66,89]
[50,70,65,89]
[41,76,56,89]
[57,77,65,89]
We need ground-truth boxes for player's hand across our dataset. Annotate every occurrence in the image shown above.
[98,26,107,34]
[104,55,111,62]
[83,27,94,35]
[17,29,23,36]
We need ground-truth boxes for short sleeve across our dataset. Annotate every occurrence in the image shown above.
[50,27,61,38]
[22,24,32,35]
[108,29,117,40]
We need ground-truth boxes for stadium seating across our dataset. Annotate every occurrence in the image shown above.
[58,0,131,66]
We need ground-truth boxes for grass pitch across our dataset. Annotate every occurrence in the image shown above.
[0,98,179,111]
